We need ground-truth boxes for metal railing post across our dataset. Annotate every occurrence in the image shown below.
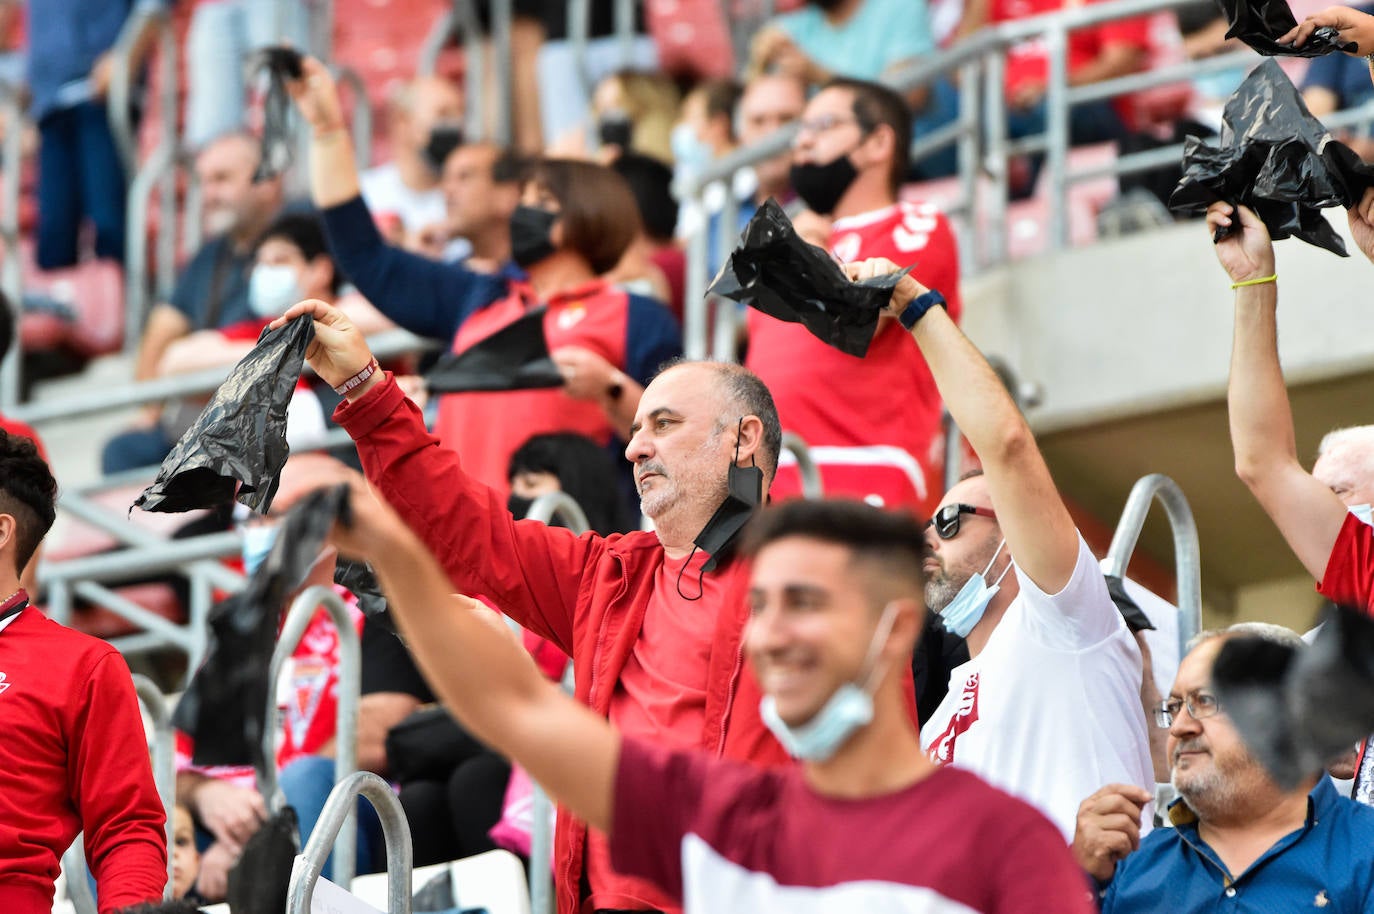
[1104,474,1203,657]
[683,192,710,361]
[982,52,1009,267]
[941,412,962,495]
[614,0,635,66]
[62,840,98,914]
[568,0,592,105]
[1043,23,1071,249]
[287,771,412,914]
[124,144,176,352]
[780,432,824,500]
[333,66,375,169]
[133,675,176,898]
[711,186,741,361]
[524,491,591,533]
[0,83,22,410]
[493,0,514,146]
[263,585,362,887]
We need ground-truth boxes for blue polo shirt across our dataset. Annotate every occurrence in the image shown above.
[1102,777,1374,913]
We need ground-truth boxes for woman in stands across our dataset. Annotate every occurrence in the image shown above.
[288,57,683,494]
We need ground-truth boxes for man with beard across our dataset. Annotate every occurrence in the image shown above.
[849,258,1153,840]
[743,78,960,514]
[101,131,284,473]
[1072,623,1374,912]
[272,294,927,914]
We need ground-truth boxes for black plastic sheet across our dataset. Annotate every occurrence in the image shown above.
[424,307,564,393]
[1169,59,1374,256]
[1213,605,1374,789]
[172,484,352,767]
[1217,0,1355,56]
[133,316,314,515]
[226,804,299,914]
[247,47,303,183]
[1104,575,1157,633]
[707,198,914,358]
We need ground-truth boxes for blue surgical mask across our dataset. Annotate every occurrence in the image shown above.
[248,263,303,318]
[671,122,712,177]
[759,602,900,762]
[939,539,1012,638]
[241,523,279,576]
[1351,504,1373,526]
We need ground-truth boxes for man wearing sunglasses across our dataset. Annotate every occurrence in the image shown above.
[1072,623,1374,912]
[849,257,1154,841]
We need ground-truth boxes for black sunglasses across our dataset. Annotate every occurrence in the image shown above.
[925,503,997,540]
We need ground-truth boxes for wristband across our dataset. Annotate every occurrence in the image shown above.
[898,289,947,330]
[1230,273,1277,289]
[333,358,379,396]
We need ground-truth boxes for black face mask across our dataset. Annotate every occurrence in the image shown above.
[789,152,860,216]
[423,123,465,172]
[598,111,633,149]
[677,420,765,599]
[507,493,535,519]
[812,0,849,9]
[509,205,559,268]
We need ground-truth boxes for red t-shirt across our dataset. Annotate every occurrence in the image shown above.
[587,550,724,913]
[996,0,1150,120]
[746,201,961,516]
[610,738,1097,913]
[1318,513,1374,614]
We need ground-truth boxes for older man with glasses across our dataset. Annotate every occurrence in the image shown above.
[853,258,1154,841]
[1072,622,1374,912]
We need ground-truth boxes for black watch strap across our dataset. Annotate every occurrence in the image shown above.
[899,289,947,330]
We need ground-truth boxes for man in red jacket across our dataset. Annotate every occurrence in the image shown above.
[0,430,167,914]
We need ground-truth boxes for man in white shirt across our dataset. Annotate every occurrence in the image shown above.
[359,75,465,243]
[849,257,1155,841]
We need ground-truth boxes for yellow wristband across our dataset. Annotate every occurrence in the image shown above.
[1231,273,1277,289]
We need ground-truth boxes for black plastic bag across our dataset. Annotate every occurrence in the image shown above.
[424,307,564,393]
[1104,575,1157,633]
[1169,59,1374,256]
[708,198,913,357]
[172,484,353,767]
[226,804,299,914]
[1216,0,1355,56]
[1213,605,1374,789]
[133,316,314,515]
[246,46,304,183]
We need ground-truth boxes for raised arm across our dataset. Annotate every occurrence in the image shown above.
[1207,202,1347,580]
[331,478,619,834]
[857,259,1080,593]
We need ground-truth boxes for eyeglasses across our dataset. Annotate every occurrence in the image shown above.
[925,503,997,540]
[795,114,862,137]
[1154,690,1221,729]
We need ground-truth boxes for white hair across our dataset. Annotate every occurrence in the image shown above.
[1316,425,1374,462]
[1187,621,1305,653]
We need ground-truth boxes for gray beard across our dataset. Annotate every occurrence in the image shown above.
[925,573,966,615]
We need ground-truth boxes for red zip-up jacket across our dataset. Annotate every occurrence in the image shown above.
[0,607,167,914]
[337,375,792,914]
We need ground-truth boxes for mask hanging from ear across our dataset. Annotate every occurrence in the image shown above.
[939,539,1012,638]
[677,420,765,599]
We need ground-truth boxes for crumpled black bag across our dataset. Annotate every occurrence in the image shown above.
[707,198,914,358]
[424,307,564,393]
[226,804,300,914]
[171,483,354,767]
[1169,59,1374,256]
[1213,605,1374,789]
[246,46,303,183]
[1217,0,1355,56]
[134,316,314,515]
[1104,575,1157,633]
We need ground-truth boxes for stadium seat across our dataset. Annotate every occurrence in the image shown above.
[14,238,125,358]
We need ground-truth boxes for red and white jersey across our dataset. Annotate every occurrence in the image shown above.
[746,200,961,516]
[609,737,1096,914]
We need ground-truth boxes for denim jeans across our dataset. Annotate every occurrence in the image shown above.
[35,101,126,269]
[279,755,385,880]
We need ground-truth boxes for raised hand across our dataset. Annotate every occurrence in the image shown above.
[269,299,377,395]
[1071,783,1153,882]
[1279,5,1374,54]
[1206,201,1276,285]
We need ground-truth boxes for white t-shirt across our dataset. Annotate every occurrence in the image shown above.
[920,534,1154,841]
[358,162,447,236]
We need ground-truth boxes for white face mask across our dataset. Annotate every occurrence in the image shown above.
[759,602,901,762]
[1350,504,1374,526]
[248,263,303,318]
[938,539,1012,638]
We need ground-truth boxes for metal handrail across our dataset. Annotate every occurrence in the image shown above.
[123,142,177,351]
[108,6,177,177]
[287,771,413,914]
[133,674,176,898]
[1104,474,1202,657]
[263,585,362,887]
[780,432,823,500]
[524,491,590,532]
[420,1,490,144]
[8,328,429,425]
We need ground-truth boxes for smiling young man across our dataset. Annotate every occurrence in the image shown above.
[1072,624,1374,912]
[327,484,1094,913]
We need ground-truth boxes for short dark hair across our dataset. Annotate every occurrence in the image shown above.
[491,147,529,185]
[0,290,13,362]
[825,77,911,196]
[611,152,678,242]
[508,432,637,535]
[253,213,341,295]
[699,78,743,137]
[528,158,641,274]
[657,359,783,478]
[742,498,929,607]
[0,429,57,571]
